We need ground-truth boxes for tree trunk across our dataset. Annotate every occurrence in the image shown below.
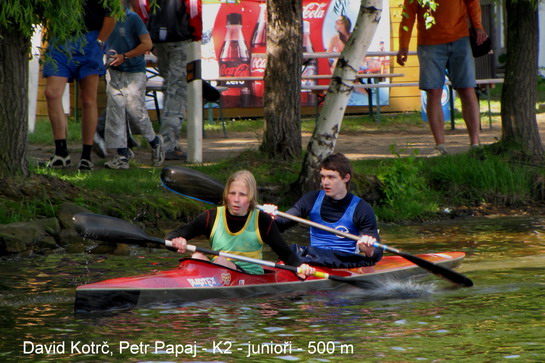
[260,0,303,160]
[500,0,543,162]
[0,26,30,178]
[295,0,382,192]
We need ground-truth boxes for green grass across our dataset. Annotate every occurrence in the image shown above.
[13,82,545,224]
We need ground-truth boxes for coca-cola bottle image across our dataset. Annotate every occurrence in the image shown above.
[219,13,251,108]
[250,2,266,107]
[301,21,317,105]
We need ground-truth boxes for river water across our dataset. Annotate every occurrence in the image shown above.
[1,215,544,362]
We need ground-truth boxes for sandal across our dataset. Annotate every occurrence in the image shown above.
[78,159,94,171]
[46,154,71,169]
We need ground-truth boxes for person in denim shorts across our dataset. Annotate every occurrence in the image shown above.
[43,0,116,171]
[396,0,488,156]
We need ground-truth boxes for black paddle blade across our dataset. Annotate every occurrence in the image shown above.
[397,251,473,287]
[161,166,224,205]
[73,213,164,246]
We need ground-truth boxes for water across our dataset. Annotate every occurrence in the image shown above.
[1,216,544,362]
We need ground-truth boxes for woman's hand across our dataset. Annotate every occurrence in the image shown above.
[170,237,188,254]
[297,263,316,279]
[260,204,278,218]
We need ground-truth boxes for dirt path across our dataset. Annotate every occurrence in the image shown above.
[29,115,545,167]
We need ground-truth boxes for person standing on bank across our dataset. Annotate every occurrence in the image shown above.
[43,0,116,171]
[103,3,165,169]
[396,0,488,156]
[145,0,195,161]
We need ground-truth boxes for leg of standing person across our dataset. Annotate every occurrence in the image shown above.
[449,37,481,148]
[425,88,447,151]
[104,69,131,170]
[44,76,71,167]
[125,72,165,167]
[456,87,481,146]
[418,43,449,155]
[77,74,100,170]
[155,41,188,160]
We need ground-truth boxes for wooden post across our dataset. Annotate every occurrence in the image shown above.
[186,42,202,163]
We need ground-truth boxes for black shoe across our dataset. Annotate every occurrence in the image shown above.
[165,147,187,161]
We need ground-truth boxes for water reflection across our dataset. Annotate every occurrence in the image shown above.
[1,216,545,361]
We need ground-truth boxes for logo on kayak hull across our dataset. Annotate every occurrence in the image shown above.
[221,272,232,286]
[187,277,221,287]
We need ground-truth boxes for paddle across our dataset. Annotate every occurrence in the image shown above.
[160,166,474,287]
[72,213,369,286]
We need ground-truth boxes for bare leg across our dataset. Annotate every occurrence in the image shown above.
[44,76,69,140]
[213,256,238,270]
[190,252,209,261]
[189,253,238,270]
[78,75,100,146]
[425,88,445,146]
[456,87,481,145]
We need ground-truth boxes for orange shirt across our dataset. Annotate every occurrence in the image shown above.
[399,0,483,48]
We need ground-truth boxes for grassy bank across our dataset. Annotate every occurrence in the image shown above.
[3,107,545,226]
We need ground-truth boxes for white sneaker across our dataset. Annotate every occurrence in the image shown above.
[428,145,448,157]
[151,135,165,167]
[104,155,129,170]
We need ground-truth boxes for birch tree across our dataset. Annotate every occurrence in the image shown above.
[295,0,383,192]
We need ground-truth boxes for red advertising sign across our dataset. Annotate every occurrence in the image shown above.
[201,0,391,108]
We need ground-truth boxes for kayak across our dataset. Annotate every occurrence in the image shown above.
[74,251,467,313]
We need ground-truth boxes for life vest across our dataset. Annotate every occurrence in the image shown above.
[309,191,361,253]
[210,207,264,274]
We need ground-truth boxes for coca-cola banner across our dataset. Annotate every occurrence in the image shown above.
[201,0,391,108]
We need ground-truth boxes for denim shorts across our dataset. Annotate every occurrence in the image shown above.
[417,36,476,90]
[43,30,105,82]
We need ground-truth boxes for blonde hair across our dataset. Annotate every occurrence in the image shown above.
[222,170,258,210]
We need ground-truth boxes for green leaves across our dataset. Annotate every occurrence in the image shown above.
[1,0,124,47]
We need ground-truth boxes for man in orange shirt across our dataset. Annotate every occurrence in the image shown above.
[396,0,488,156]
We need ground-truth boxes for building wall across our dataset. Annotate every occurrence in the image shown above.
[388,0,421,113]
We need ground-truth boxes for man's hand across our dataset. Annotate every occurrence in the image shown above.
[357,235,376,257]
[396,47,409,66]
[474,27,488,45]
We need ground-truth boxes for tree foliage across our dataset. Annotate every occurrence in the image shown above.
[1,0,124,45]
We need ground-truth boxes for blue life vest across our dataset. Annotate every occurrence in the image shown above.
[309,191,361,253]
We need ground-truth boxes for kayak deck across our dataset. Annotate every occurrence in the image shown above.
[74,251,466,313]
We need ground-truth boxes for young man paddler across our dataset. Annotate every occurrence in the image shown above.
[262,153,383,268]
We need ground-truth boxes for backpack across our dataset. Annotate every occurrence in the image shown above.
[147,0,192,43]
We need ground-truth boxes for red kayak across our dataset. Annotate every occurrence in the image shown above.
[75,251,467,313]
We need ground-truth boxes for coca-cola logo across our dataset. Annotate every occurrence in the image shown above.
[220,63,250,78]
[303,3,327,19]
[251,57,267,71]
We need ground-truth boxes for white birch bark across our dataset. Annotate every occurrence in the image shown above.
[297,0,382,191]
